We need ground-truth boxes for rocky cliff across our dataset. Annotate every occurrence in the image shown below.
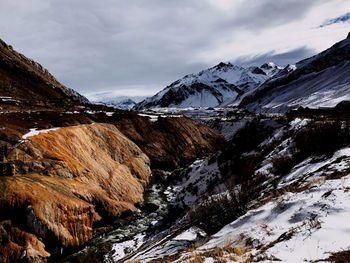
[0,123,151,261]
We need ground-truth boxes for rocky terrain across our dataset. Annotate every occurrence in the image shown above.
[109,112,350,263]
[0,38,225,263]
[2,31,350,263]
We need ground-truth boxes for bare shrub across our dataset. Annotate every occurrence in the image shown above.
[271,155,295,175]
[294,120,350,158]
[189,173,268,234]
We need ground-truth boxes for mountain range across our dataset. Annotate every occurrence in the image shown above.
[134,62,282,109]
[133,33,350,113]
[241,33,350,112]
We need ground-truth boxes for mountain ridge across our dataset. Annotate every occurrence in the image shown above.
[240,34,350,112]
[134,62,282,110]
[0,38,88,109]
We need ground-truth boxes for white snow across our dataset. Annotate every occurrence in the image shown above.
[109,234,145,262]
[170,159,224,207]
[22,127,60,140]
[247,37,350,113]
[173,227,206,241]
[198,145,350,262]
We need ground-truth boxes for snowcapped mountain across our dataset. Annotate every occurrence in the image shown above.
[86,92,146,110]
[109,98,137,110]
[135,62,282,110]
[94,98,137,110]
[241,34,350,112]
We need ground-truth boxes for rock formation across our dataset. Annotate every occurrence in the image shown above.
[0,124,151,260]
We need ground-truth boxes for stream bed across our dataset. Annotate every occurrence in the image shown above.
[61,173,181,263]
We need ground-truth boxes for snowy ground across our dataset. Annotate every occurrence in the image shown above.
[106,117,350,262]
[201,148,350,262]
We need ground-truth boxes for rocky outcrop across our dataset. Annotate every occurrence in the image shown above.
[0,224,50,263]
[110,113,227,170]
[0,123,151,260]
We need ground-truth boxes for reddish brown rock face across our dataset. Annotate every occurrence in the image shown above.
[91,111,227,170]
[0,124,151,260]
[0,222,50,263]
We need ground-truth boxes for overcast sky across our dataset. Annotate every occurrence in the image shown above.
[1,0,350,98]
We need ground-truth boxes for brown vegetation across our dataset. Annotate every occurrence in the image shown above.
[96,111,227,170]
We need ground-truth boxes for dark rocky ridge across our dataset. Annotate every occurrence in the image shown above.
[0,38,87,109]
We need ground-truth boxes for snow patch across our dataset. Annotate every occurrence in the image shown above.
[22,127,60,140]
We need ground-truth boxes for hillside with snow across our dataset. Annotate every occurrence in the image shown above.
[135,62,282,110]
[241,34,350,113]
[107,115,350,263]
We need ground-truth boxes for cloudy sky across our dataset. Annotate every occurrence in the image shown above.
[1,0,350,98]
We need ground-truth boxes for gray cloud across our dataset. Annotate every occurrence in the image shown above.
[232,46,316,67]
[225,0,326,32]
[320,12,350,28]
[0,0,328,95]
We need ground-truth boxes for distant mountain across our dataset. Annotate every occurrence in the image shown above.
[134,62,282,110]
[0,38,86,108]
[87,92,146,110]
[99,98,136,110]
[241,33,350,112]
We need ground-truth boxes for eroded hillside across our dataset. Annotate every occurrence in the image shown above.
[0,123,152,262]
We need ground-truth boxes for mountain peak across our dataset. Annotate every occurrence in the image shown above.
[212,62,234,71]
[217,61,232,67]
[261,62,277,69]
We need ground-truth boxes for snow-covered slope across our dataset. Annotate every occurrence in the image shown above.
[135,62,281,110]
[242,34,350,112]
[112,115,350,262]
[67,87,90,104]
